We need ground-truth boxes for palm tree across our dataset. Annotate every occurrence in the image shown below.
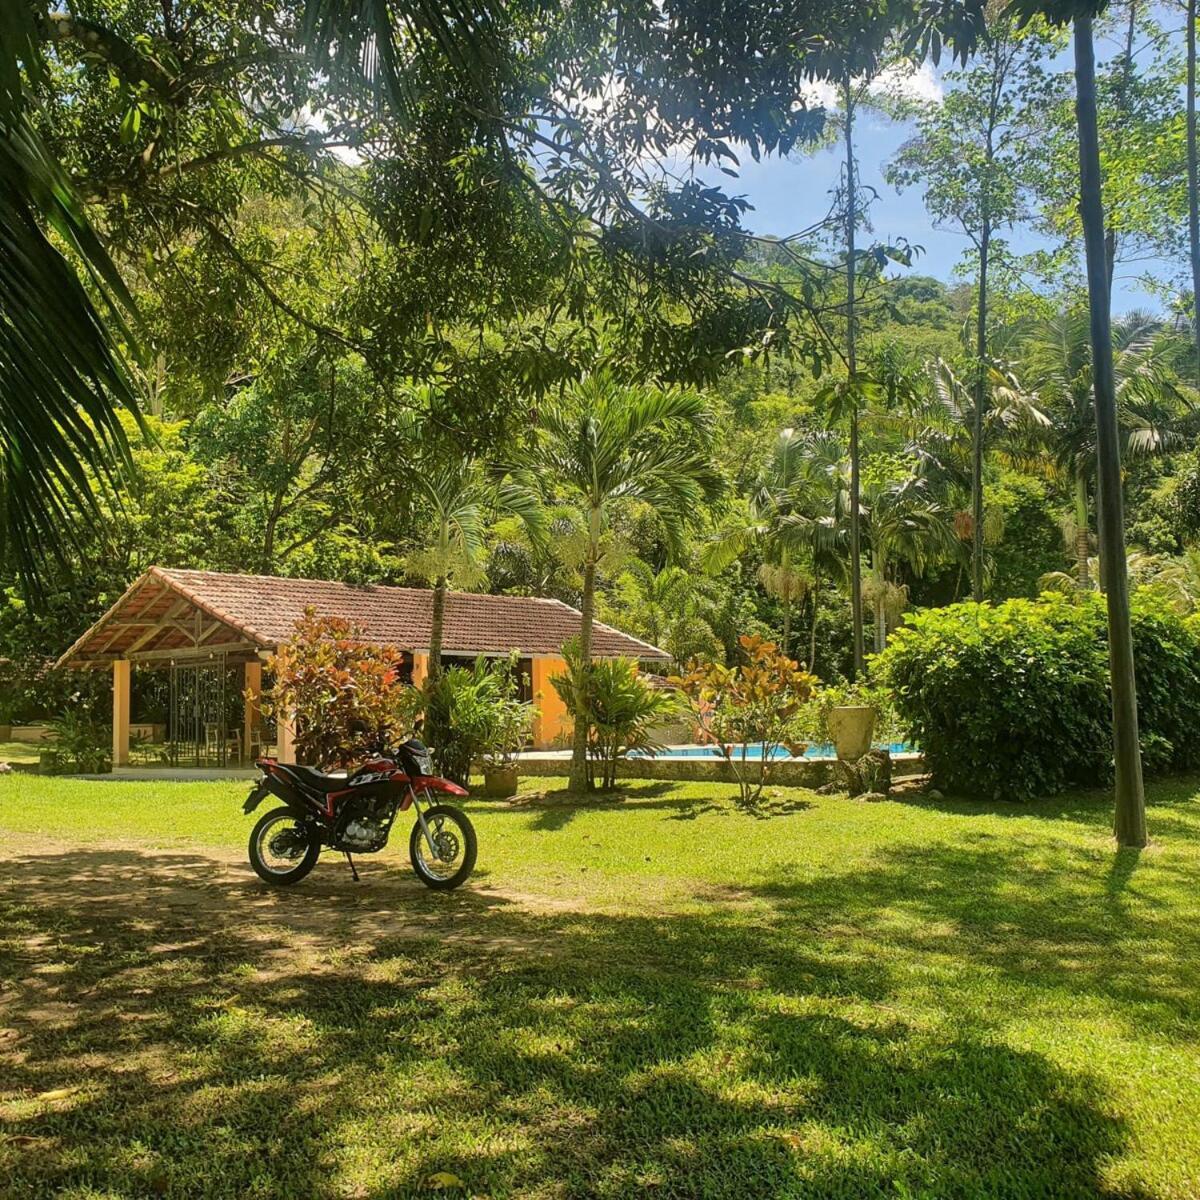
[620,562,723,668]
[702,427,845,666]
[527,372,717,792]
[1020,309,1193,588]
[409,456,543,680]
[861,472,956,652]
[1072,8,1146,846]
[1,14,142,582]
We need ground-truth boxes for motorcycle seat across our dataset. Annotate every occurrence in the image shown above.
[274,762,349,794]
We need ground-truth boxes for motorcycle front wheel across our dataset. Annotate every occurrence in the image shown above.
[249,807,321,885]
[410,804,477,890]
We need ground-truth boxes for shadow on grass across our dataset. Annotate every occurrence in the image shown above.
[0,841,1170,1199]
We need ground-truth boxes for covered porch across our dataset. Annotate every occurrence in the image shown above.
[56,570,295,769]
[57,567,669,764]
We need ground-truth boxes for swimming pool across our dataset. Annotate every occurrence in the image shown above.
[629,741,915,761]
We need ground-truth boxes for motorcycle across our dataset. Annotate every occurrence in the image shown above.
[242,737,477,890]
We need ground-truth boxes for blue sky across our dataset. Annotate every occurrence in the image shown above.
[708,25,1183,317]
[728,118,1164,316]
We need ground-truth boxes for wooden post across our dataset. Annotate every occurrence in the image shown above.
[112,659,131,767]
[531,657,571,750]
[276,707,297,763]
[243,661,262,765]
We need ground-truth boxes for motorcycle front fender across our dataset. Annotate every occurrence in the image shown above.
[417,776,469,797]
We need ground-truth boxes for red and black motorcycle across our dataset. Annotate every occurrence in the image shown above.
[242,738,477,889]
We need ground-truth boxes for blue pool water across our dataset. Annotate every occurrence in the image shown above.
[629,742,915,761]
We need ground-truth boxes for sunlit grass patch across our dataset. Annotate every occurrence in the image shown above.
[3,773,1200,1196]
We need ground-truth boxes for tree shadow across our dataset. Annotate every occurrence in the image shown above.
[0,842,1168,1198]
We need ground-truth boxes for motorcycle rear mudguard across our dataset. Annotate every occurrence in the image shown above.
[243,774,311,816]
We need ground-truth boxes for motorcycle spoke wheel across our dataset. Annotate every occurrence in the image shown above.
[249,808,319,885]
[410,805,477,890]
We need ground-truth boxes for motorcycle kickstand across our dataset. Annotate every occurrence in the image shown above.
[344,852,360,882]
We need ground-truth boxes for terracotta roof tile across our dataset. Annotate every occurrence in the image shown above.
[59,568,668,665]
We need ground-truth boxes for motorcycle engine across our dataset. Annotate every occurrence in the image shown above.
[338,795,396,852]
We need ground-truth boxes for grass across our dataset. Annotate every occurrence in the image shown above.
[0,738,49,765]
[2,773,1200,1198]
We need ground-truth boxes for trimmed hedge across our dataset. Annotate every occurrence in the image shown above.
[876,591,1200,799]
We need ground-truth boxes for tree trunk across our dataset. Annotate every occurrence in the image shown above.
[782,592,791,660]
[568,513,599,793]
[874,594,887,654]
[1189,0,1200,388]
[972,216,990,603]
[845,77,865,680]
[1074,472,1091,589]
[428,576,447,683]
[809,572,820,673]
[1074,16,1146,847]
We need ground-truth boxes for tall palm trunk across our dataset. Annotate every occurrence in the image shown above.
[971,219,990,602]
[1074,15,1146,847]
[844,76,865,679]
[809,571,820,673]
[568,510,600,792]
[428,575,447,682]
[781,547,792,658]
[1073,472,1091,588]
[1188,0,1200,388]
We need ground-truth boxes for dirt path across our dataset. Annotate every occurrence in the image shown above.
[0,832,580,969]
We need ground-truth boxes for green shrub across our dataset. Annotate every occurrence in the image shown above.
[424,656,535,786]
[552,644,679,792]
[44,709,111,774]
[876,591,1200,800]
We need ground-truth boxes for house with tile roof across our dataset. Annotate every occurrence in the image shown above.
[58,567,668,764]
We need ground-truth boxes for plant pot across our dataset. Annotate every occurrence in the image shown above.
[828,706,875,763]
[483,763,519,799]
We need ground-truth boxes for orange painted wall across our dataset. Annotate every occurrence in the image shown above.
[530,656,571,749]
[411,652,429,689]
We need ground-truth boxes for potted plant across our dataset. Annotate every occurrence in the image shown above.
[480,692,536,798]
[817,683,887,763]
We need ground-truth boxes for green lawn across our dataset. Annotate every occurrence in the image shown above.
[2,774,1200,1198]
[0,738,48,766]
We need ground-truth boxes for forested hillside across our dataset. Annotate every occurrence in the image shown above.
[1,0,1197,702]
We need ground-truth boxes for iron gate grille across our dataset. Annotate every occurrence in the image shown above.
[167,655,231,767]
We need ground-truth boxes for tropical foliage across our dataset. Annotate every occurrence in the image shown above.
[551,644,679,792]
[672,635,817,809]
[259,610,412,768]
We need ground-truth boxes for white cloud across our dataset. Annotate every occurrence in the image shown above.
[800,61,944,112]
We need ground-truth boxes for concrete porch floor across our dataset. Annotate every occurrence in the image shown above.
[102,766,261,781]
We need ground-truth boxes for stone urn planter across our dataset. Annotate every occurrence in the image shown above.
[827,706,875,763]
[483,763,520,799]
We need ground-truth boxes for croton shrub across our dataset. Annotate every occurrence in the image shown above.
[672,634,817,809]
[876,590,1200,800]
[260,609,415,767]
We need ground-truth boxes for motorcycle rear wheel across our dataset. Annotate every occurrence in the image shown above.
[410,804,477,890]
[249,807,320,886]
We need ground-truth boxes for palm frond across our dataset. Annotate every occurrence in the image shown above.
[0,108,142,584]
